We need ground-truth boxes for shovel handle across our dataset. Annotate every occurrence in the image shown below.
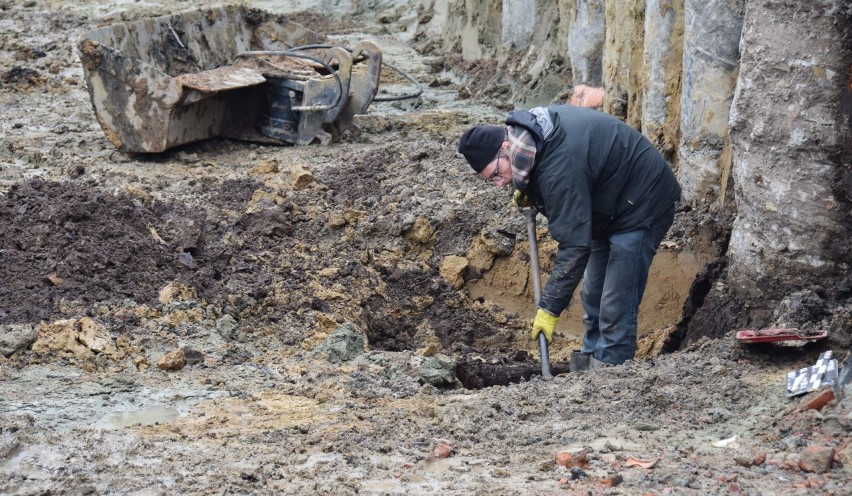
[524,209,542,304]
[524,208,553,380]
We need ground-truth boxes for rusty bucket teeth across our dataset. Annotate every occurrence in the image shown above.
[77,5,382,153]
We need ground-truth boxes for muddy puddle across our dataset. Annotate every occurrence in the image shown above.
[359,456,493,492]
[0,446,59,481]
[103,406,180,429]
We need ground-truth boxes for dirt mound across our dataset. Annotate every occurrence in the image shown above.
[0,178,294,325]
[0,180,191,322]
[0,176,523,370]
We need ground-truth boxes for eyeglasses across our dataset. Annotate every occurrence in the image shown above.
[486,150,504,183]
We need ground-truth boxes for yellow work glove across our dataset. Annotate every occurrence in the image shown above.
[531,308,558,344]
[512,189,530,209]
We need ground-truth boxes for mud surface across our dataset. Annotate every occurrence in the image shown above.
[1,1,850,494]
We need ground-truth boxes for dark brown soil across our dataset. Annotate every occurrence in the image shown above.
[0,176,303,324]
[0,175,526,383]
[456,355,571,389]
[0,180,200,323]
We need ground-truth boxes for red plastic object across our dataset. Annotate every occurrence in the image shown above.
[735,328,828,344]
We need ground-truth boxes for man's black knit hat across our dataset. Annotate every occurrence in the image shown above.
[458,125,504,173]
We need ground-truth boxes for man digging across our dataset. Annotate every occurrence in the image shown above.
[459,105,681,370]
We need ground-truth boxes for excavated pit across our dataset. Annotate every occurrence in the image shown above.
[467,244,709,346]
[1,175,658,389]
[0,176,566,389]
[0,141,712,390]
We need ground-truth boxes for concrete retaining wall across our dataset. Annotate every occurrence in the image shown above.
[568,0,605,86]
[676,0,744,202]
[641,0,683,162]
[727,1,851,310]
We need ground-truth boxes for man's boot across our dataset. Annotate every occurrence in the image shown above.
[570,350,590,372]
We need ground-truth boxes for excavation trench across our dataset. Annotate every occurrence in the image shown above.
[360,265,571,389]
[361,226,708,389]
[458,248,705,387]
[2,170,707,391]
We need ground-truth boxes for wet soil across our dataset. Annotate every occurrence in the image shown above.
[0,1,849,495]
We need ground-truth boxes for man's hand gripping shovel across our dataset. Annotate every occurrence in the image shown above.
[518,199,553,380]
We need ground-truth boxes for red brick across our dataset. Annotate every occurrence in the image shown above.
[556,450,588,468]
[430,442,452,459]
[794,476,825,488]
[625,456,659,469]
[798,389,836,412]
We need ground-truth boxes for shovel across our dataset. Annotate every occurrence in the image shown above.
[522,207,553,380]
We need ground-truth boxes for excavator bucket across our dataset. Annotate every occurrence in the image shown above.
[77,5,383,153]
[334,40,382,138]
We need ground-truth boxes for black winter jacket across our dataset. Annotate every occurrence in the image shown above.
[506,105,681,316]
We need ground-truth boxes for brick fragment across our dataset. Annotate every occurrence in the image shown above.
[556,449,588,468]
[430,442,452,459]
[798,389,836,412]
[727,483,744,495]
[601,474,623,487]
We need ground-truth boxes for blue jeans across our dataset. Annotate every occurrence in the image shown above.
[580,206,675,365]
